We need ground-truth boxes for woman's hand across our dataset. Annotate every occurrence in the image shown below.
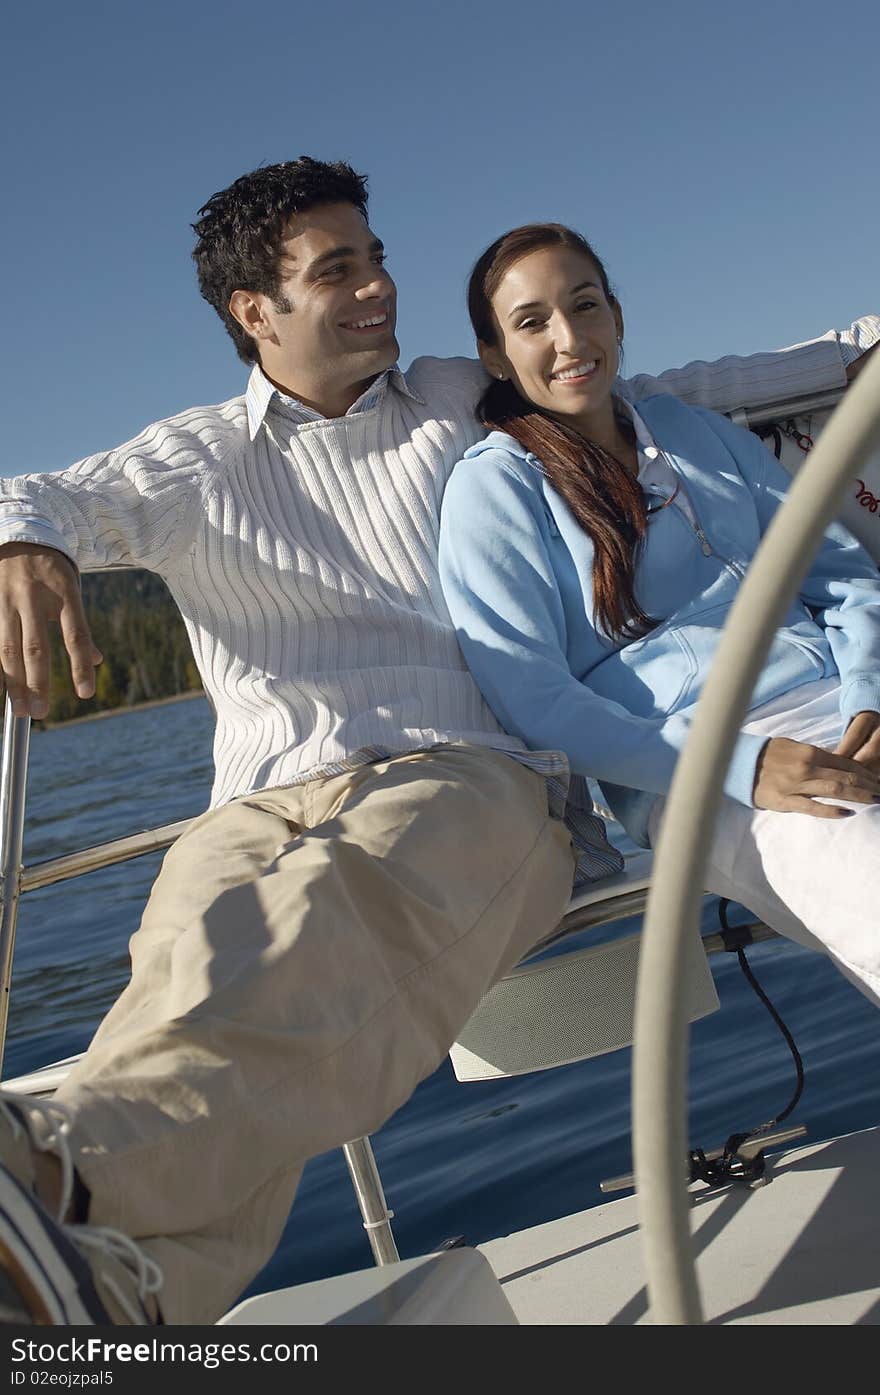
[834,710,880,775]
[753,735,880,817]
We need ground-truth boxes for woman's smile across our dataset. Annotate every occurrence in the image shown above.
[551,359,600,384]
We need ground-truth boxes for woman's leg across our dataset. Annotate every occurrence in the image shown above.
[650,679,880,1006]
[704,795,880,1007]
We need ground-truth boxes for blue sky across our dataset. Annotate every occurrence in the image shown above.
[2,0,877,474]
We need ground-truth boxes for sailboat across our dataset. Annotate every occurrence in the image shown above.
[3,355,880,1324]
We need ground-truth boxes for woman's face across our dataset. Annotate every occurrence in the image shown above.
[482,244,623,436]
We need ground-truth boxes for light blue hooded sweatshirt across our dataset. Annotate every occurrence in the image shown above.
[439,395,880,848]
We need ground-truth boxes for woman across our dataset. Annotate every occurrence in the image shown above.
[439,223,880,1005]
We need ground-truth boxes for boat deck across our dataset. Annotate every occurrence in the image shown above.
[6,1053,879,1325]
[479,1127,880,1324]
[221,1125,880,1325]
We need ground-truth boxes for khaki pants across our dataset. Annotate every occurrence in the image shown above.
[55,746,575,1323]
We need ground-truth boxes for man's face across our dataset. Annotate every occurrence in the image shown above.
[251,201,399,409]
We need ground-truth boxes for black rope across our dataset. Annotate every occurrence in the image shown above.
[717,899,805,1134]
[754,422,784,460]
[686,900,806,1189]
[688,1137,766,1187]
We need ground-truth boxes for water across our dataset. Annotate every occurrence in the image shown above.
[5,699,880,1303]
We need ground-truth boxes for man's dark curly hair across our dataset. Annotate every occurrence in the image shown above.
[192,157,369,364]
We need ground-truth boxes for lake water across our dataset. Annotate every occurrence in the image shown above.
[4,697,880,1304]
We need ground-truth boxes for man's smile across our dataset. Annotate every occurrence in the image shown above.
[339,310,391,333]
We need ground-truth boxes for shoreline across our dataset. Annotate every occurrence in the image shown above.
[38,689,207,730]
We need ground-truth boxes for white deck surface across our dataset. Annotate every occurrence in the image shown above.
[479,1127,880,1324]
[221,1249,518,1325]
[5,1053,878,1324]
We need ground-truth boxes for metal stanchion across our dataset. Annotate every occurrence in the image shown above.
[342,1137,400,1266]
[0,697,31,1073]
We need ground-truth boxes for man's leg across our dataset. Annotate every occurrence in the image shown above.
[38,746,574,1322]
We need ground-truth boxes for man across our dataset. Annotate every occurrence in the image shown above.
[0,157,875,1326]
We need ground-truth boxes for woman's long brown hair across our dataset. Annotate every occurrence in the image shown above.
[467,224,653,642]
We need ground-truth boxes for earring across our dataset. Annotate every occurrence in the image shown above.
[497,373,505,381]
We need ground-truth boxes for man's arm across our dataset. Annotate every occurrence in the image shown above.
[619,314,880,414]
[0,414,218,719]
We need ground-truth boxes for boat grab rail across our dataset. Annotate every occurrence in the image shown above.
[19,817,195,895]
[0,702,197,1065]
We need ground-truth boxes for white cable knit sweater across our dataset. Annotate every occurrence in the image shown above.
[0,331,869,809]
[0,359,528,806]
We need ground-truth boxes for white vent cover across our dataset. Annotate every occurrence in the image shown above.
[450,928,718,1081]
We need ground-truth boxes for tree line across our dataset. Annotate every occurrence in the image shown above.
[43,571,202,724]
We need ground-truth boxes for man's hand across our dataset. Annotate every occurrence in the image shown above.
[0,542,102,719]
[834,710,880,774]
[753,734,880,817]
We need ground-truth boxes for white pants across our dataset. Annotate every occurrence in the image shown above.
[649,679,880,1007]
